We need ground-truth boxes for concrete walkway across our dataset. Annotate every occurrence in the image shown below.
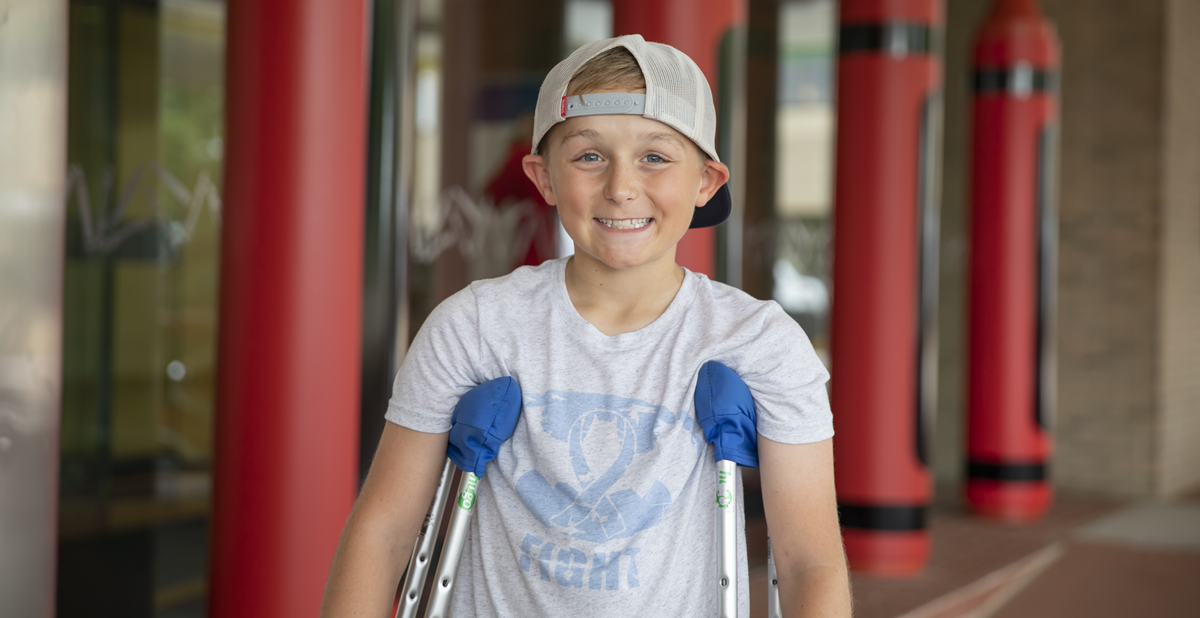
[748,488,1200,618]
[988,499,1200,618]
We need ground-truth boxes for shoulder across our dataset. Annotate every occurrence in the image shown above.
[428,259,562,322]
[419,280,480,335]
[466,258,561,303]
[419,259,564,348]
[698,275,780,314]
[686,271,805,343]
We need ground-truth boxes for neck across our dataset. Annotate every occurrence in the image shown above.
[564,251,685,336]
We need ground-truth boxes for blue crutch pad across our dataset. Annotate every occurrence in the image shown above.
[447,376,523,477]
[694,361,759,468]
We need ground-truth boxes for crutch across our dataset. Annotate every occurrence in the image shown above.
[695,361,762,618]
[395,458,454,618]
[394,377,523,618]
[767,537,781,618]
[697,363,781,618]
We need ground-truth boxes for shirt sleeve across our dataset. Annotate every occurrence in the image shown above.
[385,285,486,433]
[740,304,834,445]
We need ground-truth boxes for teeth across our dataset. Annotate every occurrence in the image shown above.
[597,218,651,230]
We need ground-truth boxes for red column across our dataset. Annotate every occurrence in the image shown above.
[966,0,1059,523]
[830,0,943,576]
[210,1,367,616]
[612,0,746,279]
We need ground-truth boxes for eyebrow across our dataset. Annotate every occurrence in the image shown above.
[640,131,685,148]
[559,128,601,148]
[559,127,686,150]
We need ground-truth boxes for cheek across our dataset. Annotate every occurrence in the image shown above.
[552,186,589,223]
[647,172,700,205]
[552,173,596,208]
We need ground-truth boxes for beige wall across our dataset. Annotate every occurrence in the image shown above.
[1157,0,1200,496]
[935,0,1200,497]
[1047,0,1164,496]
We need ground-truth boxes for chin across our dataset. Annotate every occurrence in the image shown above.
[591,255,639,270]
[599,250,672,271]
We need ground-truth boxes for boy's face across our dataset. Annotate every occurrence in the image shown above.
[522,109,729,274]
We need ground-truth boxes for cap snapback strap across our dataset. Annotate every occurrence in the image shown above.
[562,93,646,118]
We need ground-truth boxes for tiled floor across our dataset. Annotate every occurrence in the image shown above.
[990,498,1200,618]
[843,490,1120,618]
[772,488,1200,618]
[989,541,1200,618]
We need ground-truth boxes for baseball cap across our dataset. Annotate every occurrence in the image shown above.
[531,34,731,229]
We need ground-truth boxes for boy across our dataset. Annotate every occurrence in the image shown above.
[322,35,850,617]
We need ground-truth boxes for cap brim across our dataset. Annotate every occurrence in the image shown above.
[690,183,732,229]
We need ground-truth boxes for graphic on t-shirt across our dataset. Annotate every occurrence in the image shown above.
[515,391,704,544]
[518,532,642,590]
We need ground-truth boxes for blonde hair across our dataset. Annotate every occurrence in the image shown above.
[566,47,646,96]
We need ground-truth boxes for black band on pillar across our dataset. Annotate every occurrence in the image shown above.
[839,23,936,56]
[837,503,927,531]
[967,461,1047,481]
[973,67,1057,95]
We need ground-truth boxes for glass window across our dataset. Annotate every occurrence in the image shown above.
[59,1,225,616]
[773,0,835,360]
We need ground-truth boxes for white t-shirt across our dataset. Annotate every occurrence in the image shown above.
[387,257,833,618]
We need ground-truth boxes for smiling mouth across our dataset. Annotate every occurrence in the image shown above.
[596,218,652,230]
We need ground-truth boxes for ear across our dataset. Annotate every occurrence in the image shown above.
[522,154,558,206]
[695,159,731,207]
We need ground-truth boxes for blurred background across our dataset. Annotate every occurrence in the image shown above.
[0,0,1197,617]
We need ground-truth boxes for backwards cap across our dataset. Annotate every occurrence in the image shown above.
[531,34,731,229]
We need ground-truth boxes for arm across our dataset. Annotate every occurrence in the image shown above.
[320,422,450,618]
[759,436,852,618]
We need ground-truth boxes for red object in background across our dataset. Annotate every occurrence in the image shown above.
[830,0,943,577]
[967,0,1059,523]
[485,139,559,267]
[209,1,366,616]
[612,0,746,279]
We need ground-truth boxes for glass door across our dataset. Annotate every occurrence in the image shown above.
[58,1,225,616]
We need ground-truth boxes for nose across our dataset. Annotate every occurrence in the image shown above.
[603,159,639,204]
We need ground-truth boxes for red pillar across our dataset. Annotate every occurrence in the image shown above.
[210,1,367,616]
[966,0,1059,523]
[830,0,943,576]
[612,0,746,279]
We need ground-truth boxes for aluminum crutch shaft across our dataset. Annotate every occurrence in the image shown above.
[396,458,455,618]
[716,460,737,618]
[423,471,479,618]
[767,537,781,618]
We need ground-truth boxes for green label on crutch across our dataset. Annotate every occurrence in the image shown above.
[718,470,731,484]
[458,475,478,510]
[715,489,733,508]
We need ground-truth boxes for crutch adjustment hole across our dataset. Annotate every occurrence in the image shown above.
[418,554,427,564]
[441,578,450,588]
[772,579,778,586]
[721,577,728,587]
[409,592,417,600]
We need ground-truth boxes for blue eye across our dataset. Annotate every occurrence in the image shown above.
[580,153,601,162]
[644,154,665,163]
